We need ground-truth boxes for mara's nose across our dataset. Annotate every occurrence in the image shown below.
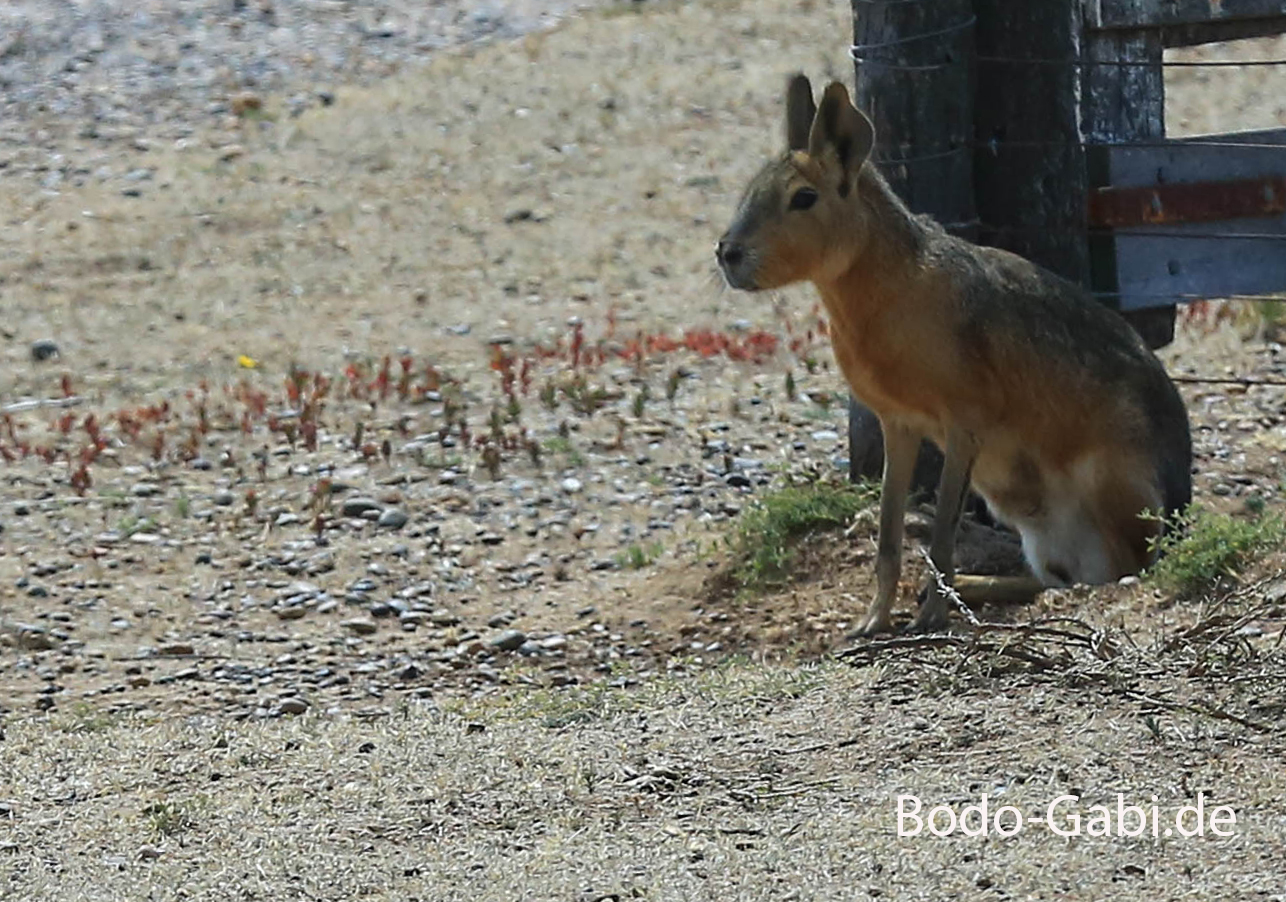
[716,238,744,269]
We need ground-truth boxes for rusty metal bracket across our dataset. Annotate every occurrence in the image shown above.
[1087,175,1286,228]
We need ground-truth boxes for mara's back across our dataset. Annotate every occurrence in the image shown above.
[918,229,1192,518]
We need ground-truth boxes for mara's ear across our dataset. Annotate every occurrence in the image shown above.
[784,73,816,152]
[808,82,875,192]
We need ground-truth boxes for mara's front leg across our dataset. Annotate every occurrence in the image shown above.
[854,422,921,635]
[910,426,979,632]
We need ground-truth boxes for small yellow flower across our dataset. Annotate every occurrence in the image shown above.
[237,355,259,369]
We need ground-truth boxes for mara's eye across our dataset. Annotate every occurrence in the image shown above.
[789,187,818,211]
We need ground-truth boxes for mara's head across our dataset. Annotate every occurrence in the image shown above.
[717,75,876,291]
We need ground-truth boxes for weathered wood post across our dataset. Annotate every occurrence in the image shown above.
[847,0,975,491]
[1080,5,1173,348]
[972,0,1091,285]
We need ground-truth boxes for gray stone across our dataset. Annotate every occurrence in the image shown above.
[30,339,60,362]
[275,697,309,716]
[15,625,56,650]
[341,497,383,518]
[487,629,526,652]
[377,508,408,529]
[341,618,378,636]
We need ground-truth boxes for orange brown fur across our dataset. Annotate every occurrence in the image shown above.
[717,76,1191,633]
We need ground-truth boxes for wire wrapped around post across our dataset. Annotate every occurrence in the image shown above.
[846,0,977,494]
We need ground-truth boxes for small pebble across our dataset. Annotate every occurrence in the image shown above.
[16,626,56,650]
[377,508,408,529]
[341,497,383,518]
[275,697,309,716]
[30,339,60,362]
[488,629,526,652]
[341,618,378,636]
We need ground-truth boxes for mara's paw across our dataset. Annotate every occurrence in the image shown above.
[902,606,950,634]
[902,587,950,634]
[850,609,895,637]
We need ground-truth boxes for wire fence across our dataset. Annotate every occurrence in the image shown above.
[845,6,1286,312]
[841,2,1286,396]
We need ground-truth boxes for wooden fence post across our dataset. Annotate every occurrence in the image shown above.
[1081,11,1175,347]
[972,0,1091,285]
[847,0,975,491]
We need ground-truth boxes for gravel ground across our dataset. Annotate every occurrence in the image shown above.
[0,0,610,187]
[0,0,1284,716]
[0,0,867,719]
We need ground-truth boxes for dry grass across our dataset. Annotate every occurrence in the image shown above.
[4,647,1286,900]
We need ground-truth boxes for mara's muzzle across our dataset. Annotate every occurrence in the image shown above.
[716,236,757,291]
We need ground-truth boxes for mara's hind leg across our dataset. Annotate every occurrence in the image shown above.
[1094,469,1165,579]
[909,427,979,633]
[1018,465,1163,585]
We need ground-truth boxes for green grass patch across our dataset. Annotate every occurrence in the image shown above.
[729,478,877,590]
[542,435,585,466]
[615,541,663,571]
[116,514,159,538]
[143,798,207,838]
[57,702,128,735]
[1147,503,1286,598]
